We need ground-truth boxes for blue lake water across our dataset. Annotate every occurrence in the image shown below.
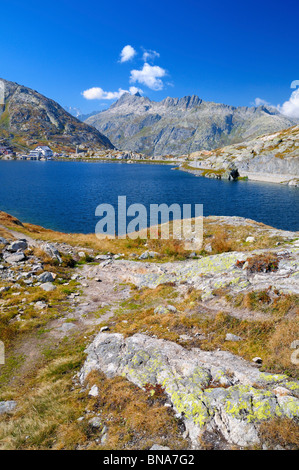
[0,161,298,233]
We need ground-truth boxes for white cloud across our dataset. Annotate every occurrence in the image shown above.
[82,86,143,101]
[130,63,166,91]
[120,45,136,63]
[254,97,270,107]
[129,86,143,95]
[142,49,160,62]
[82,87,127,100]
[277,88,299,118]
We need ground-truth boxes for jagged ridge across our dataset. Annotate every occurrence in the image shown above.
[86,93,299,156]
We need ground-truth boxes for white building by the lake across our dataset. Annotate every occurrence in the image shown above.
[28,145,53,160]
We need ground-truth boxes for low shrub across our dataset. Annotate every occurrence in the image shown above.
[246,253,279,273]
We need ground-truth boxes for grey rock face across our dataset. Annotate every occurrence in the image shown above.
[188,125,299,178]
[80,333,299,448]
[154,305,177,314]
[86,93,298,156]
[88,417,102,428]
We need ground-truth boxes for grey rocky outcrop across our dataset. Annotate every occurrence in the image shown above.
[188,126,299,179]
[123,240,299,298]
[80,333,299,448]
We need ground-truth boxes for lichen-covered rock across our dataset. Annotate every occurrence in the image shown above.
[80,333,299,448]
[123,243,299,297]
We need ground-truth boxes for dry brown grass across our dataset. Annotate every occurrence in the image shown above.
[267,318,299,374]
[85,371,187,450]
[1,211,289,263]
[259,417,299,450]
[106,286,299,378]
[0,333,89,450]
[0,211,24,228]
[210,229,233,254]
[233,290,299,317]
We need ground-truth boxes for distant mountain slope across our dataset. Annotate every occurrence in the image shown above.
[189,125,299,180]
[77,111,100,122]
[0,79,114,152]
[85,93,299,156]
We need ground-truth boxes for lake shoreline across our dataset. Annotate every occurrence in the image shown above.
[177,164,299,186]
[50,158,299,187]
[3,156,298,186]
[0,160,298,233]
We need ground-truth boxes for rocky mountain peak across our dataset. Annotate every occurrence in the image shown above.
[86,92,299,156]
[0,78,114,152]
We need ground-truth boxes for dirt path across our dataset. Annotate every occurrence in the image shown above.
[0,224,39,247]
[1,225,276,389]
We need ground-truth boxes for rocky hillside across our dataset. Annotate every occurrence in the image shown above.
[0,79,114,152]
[85,93,298,156]
[187,125,299,183]
[0,211,298,450]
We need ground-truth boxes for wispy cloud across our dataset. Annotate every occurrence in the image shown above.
[130,63,166,91]
[254,97,270,107]
[142,49,160,62]
[82,86,142,100]
[119,45,136,63]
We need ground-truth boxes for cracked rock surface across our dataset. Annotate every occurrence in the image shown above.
[80,332,299,448]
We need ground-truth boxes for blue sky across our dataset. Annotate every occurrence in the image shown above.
[1,0,299,114]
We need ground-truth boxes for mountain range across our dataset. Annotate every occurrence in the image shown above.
[85,92,299,156]
[0,79,113,152]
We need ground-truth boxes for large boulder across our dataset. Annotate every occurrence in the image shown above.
[37,271,55,283]
[80,333,299,448]
[3,252,26,264]
[7,239,28,252]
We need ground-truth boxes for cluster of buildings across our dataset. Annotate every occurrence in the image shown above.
[19,146,54,161]
[0,145,14,157]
